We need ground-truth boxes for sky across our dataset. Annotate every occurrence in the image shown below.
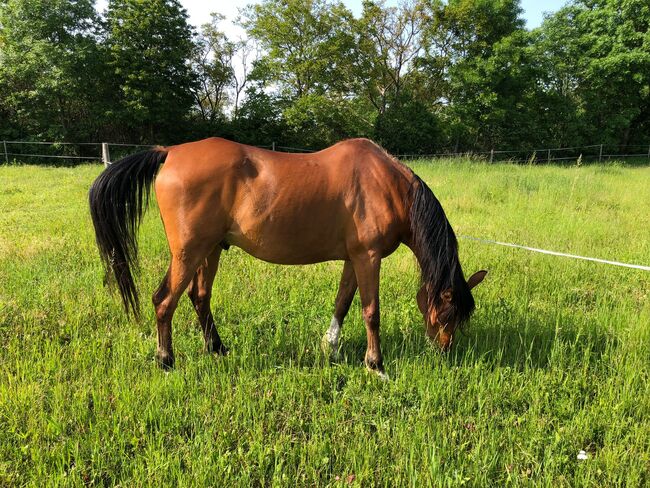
[96,1,568,39]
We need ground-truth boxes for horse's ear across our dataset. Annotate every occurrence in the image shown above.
[467,270,488,290]
[416,286,427,314]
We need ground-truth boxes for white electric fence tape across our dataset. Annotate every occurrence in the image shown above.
[459,235,650,272]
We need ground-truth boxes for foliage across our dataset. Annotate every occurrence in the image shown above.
[191,13,234,129]
[534,0,650,148]
[374,90,440,154]
[241,0,357,98]
[104,0,197,143]
[0,0,649,152]
[0,0,103,141]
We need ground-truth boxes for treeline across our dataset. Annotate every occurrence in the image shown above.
[0,0,648,154]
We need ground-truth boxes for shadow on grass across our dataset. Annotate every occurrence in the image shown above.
[308,308,615,373]
[177,300,616,376]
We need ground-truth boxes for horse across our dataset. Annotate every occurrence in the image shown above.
[89,137,486,378]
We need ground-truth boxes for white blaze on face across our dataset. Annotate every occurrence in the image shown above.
[326,316,341,348]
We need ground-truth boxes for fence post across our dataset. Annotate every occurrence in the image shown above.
[272,141,275,151]
[647,144,650,160]
[599,144,603,163]
[547,149,551,163]
[101,143,111,167]
[2,141,8,164]
[489,149,494,163]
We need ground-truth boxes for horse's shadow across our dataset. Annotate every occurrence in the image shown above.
[334,306,615,372]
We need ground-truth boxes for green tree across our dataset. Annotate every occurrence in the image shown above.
[355,0,427,114]
[191,13,234,128]
[374,90,440,154]
[105,0,196,143]
[536,0,650,148]
[241,0,370,147]
[0,0,103,141]
[419,0,535,150]
[242,0,357,98]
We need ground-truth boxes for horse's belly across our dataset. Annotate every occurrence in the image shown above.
[225,221,349,265]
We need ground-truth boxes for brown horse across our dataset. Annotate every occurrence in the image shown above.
[89,137,486,377]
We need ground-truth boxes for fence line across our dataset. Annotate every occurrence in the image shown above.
[2,140,650,166]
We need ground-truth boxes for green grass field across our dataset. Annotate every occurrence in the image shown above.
[1,160,649,486]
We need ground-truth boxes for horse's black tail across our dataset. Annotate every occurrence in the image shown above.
[89,148,168,316]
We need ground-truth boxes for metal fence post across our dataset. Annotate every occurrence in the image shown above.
[599,144,603,163]
[101,143,111,167]
[2,141,8,164]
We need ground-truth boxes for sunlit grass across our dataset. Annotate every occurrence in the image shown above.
[0,160,648,486]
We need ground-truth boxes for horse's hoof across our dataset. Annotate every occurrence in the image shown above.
[366,365,390,381]
[320,334,339,361]
[214,344,229,356]
[364,358,389,380]
[156,352,175,370]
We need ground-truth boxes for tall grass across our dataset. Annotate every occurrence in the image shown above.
[0,160,648,486]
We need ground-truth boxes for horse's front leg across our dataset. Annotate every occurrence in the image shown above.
[322,260,357,359]
[352,253,387,380]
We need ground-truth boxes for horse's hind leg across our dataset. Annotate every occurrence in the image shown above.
[322,260,357,358]
[186,246,228,355]
[152,242,213,369]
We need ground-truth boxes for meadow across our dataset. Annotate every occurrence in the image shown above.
[0,159,648,486]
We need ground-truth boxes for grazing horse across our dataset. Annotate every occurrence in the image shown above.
[89,137,486,377]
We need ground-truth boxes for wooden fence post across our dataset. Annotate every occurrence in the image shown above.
[489,149,494,163]
[272,141,276,151]
[547,149,551,163]
[599,144,603,163]
[2,141,8,164]
[647,144,650,160]
[101,143,111,167]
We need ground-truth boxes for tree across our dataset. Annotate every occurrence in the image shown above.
[536,0,650,148]
[192,13,235,128]
[374,90,440,154]
[242,0,357,98]
[419,0,533,149]
[0,0,103,141]
[105,0,197,143]
[356,0,427,114]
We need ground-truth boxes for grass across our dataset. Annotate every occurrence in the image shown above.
[0,159,649,486]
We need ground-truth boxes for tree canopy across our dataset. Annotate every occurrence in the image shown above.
[0,0,648,153]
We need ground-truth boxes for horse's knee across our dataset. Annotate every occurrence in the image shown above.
[362,305,379,329]
[189,287,210,312]
[154,300,173,323]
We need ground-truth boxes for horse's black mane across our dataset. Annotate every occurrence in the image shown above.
[408,173,475,325]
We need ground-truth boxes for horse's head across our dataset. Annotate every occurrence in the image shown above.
[417,270,487,351]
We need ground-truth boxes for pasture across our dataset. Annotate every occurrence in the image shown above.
[0,159,648,486]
